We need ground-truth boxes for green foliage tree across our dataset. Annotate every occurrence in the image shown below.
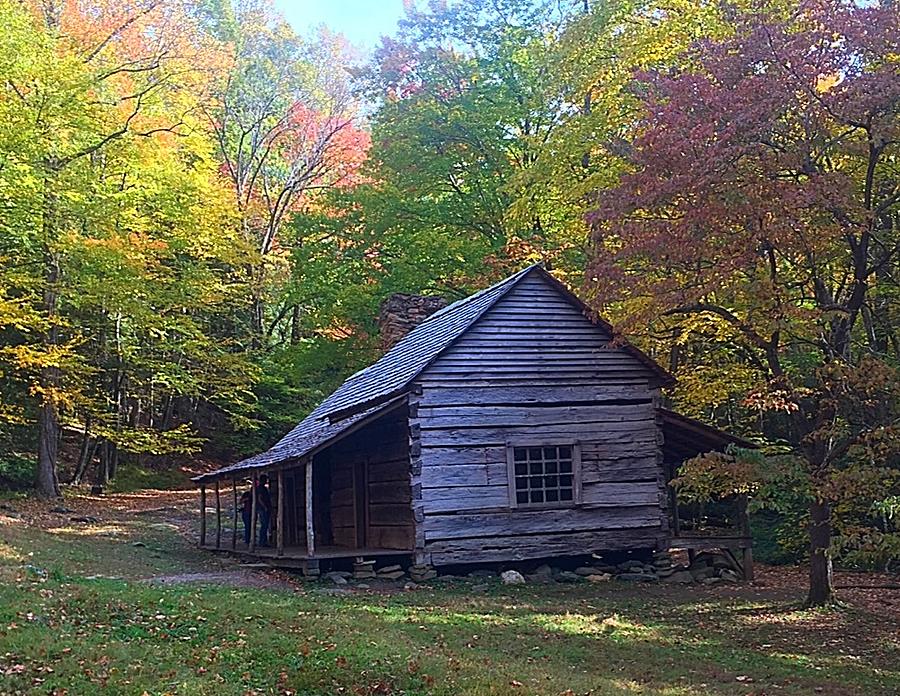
[287,0,739,356]
[347,1,582,274]
[206,0,369,342]
[0,0,257,494]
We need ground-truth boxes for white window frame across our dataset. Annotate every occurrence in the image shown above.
[506,441,582,509]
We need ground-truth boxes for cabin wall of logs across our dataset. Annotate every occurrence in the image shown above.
[314,407,414,551]
[196,269,753,574]
[409,273,670,566]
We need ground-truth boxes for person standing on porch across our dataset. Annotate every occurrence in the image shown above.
[256,474,273,547]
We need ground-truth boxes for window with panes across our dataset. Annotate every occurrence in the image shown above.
[508,444,580,508]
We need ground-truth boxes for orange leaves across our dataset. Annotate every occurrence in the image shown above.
[44,0,228,79]
[79,232,169,257]
[744,385,801,414]
[278,102,371,194]
[20,0,230,150]
[815,71,844,94]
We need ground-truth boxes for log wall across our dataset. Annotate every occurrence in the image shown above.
[317,406,414,551]
[412,273,669,565]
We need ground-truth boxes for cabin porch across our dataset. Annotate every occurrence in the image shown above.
[196,401,415,574]
[199,541,411,574]
[661,409,755,580]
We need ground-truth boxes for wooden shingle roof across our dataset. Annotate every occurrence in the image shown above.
[194,264,673,483]
[660,409,758,463]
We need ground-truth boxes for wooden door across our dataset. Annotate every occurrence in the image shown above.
[282,472,300,547]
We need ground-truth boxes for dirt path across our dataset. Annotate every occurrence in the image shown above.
[148,569,298,588]
[2,487,302,590]
[2,488,200,531]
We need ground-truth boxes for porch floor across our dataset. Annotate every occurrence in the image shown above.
[201,542,411,562]
[669,534,752,550]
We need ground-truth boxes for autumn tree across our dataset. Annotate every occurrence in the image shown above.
[206,0,368,342]
[529,0,734,256]
[590,0,900,605]
[0,0,253,495]
[300,0,735,320]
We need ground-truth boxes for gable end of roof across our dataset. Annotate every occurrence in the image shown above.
[320,263,544,422]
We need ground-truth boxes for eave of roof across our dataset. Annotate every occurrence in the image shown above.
[660,408,758,456]
[191,396,407,484]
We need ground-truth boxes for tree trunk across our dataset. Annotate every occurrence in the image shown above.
[108,313,124,482]
[807,498,834,606]
[108,443,118,481]
[36,183,62,497]
[78,438,100,485]
[291,304,301,344]
[579,0,591,169]
[36,399,61,497]
[250,265,266,342]
[72,416,93,484]
[98,441,114,486]
[160,394,175,430]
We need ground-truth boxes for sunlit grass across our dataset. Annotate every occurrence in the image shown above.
[0,539,25,563]
[528,611,658,641]
[0,512,897,695]
[46,522,130,537]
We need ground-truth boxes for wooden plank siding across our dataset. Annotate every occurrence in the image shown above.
[317,407,415,551]
[413,273,668,566]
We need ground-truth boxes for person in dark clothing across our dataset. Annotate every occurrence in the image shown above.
[240,488,253,545]
[256,474,272,547]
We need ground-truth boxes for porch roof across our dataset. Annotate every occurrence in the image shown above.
[192,396,406,483]
[660,409,757,463]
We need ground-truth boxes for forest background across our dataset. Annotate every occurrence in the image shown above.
[0,0,897,605]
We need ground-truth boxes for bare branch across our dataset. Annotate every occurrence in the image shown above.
[83,2,162,64]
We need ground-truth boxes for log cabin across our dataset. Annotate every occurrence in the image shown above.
[193,264,755,576]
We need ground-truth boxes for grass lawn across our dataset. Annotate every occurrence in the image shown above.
[0,491,898,695]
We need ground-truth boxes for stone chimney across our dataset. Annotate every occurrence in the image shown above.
[378,293,448,349]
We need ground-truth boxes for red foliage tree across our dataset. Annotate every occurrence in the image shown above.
[589,0,900,605]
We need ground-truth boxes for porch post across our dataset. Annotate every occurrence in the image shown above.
[199,484,206,547]
[742,545,755,582]
[737,494,754,581]
[276,469,285,556]
[305,459,315,557]
[215,480,222,549]
[249,471,258,553]
[231,478,238,550]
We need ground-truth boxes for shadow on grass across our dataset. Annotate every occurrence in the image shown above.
[0,574,896,696]
[358,586,898,695]
[1,510,897,696]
